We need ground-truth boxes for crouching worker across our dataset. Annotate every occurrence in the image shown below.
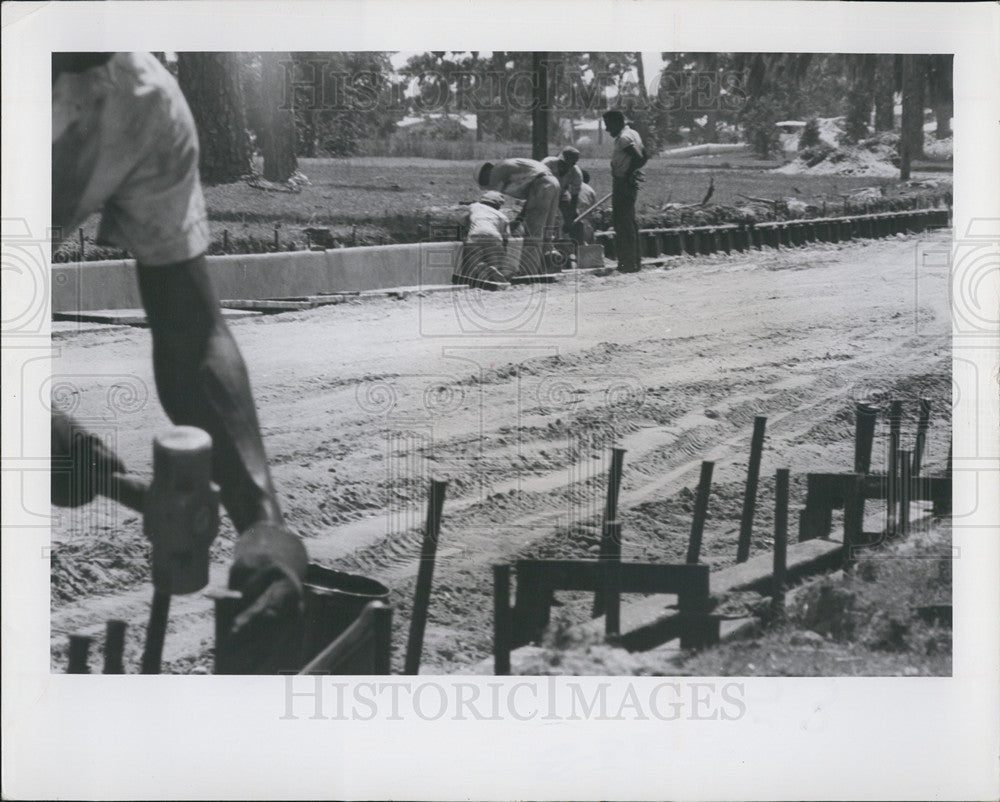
[476,158,561,276]
[454,191,512,286]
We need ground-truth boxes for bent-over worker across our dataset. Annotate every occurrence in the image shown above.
[476,158,560,275]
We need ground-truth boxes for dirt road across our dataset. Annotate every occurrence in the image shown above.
[50,230,953,674]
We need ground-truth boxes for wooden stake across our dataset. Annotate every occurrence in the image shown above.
[772,469,789,616]
[140,590,171,674]
[492,564,512,676]
[899,450,912,535]
[603,521,622,637]
[887,400,903,534]
[593,447,626,616]
[67,634,93,674]
[843,473,866,572]
[403,479,448,675]
[854,403,877,474]
[687,461,715,564]
[103,619,127,674]
[737,416,767,563]
[913,398,932,476]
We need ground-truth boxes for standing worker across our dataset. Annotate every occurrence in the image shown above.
[51,52,307,672]
[602,110,648,273]
[456,191,511,283]
[476,158,561,275]
[541,146,583,244]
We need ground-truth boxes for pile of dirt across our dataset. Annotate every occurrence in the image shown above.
[777,120,953,178]
[777,131,901,178]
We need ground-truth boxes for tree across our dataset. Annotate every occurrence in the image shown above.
[926,54,953,140]
[872,55,895,132]
[288,52,400,157]
[900,54,925,178]
[176,52,252,184]
[531,52,549,160]
[259,52,298,181]
[841,54,873,144]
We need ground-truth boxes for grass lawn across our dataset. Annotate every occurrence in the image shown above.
[59,153,951,260]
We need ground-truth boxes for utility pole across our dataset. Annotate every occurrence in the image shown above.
[532,52,549,161]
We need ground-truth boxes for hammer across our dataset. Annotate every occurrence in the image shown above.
[138,427,220,673]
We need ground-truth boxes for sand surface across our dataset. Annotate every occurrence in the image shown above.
[50,230,953,674]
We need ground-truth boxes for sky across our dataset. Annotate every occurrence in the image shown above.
[388,51,665,84]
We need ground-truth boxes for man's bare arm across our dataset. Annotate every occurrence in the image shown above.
[137,255,307,634]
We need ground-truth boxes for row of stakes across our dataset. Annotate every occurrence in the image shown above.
[840,398,945,569]
[498,398,941,671]
[597,207,951,261]
[66,400,939,674]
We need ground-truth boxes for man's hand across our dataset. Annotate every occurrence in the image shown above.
[228,520,308,635]
[51,410,126,507]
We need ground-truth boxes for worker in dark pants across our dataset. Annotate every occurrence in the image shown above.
[602,110,647,273]
[51,52,307,672]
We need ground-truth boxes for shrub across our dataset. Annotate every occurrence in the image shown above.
[742,97,783,158]
[799,117,821,150]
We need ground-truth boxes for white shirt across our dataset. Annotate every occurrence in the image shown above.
[466,202,509,240]
[611,126,644,177]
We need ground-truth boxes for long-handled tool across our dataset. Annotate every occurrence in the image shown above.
[403,479,448,675]
[572,191,613,225]
[140,427,219,674]
[63,424,219,674]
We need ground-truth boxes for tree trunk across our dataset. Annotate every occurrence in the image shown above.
[531,52,549,160]
[176,52,251,184]
[934,105,951,140]
[901,54,925,165]
[260,52,298,182]
[874,54,895,131]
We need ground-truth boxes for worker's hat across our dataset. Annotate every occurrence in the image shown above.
[479,191,505,208]
[476,162,494,186]
[559,146,580,162]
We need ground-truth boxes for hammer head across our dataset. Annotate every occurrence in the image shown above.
[144,426,220,595]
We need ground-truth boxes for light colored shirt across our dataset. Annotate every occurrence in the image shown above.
[483,158,549,200]
[465,202,509,241]
[611,125,644,178]
[541,156,583,200]
[578,182,598,210]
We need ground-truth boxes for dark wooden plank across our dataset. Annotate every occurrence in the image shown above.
[515,560,710,597]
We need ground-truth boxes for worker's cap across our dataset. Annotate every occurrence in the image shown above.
[479,191,505,208]
[602,109,625,126]
[559,146,580,163]
[476,162,494,186]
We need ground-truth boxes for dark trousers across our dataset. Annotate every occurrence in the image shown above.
[612,176,640,272]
